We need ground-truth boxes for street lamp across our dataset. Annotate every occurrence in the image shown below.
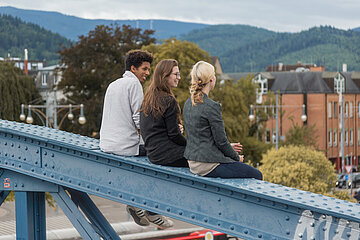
[20,104,86,129]
[249,96,307,149]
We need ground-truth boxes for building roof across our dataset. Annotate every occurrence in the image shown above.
[254,71,360,94]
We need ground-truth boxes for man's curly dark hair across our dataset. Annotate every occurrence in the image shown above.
[125,50,153,70]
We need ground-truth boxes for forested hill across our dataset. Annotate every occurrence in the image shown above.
[0,14,71,65]
[180,24,277,57]
[0,6,209,41]
[182,25,360,72]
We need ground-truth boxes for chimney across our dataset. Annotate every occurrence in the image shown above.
[24,49,28,75]
[278,62,283,71]
[342,63,347,72]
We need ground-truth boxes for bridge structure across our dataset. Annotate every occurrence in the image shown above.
[0,119,360,240]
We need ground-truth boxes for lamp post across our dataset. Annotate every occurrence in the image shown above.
[20,103,86,129]
[249,93,307,150]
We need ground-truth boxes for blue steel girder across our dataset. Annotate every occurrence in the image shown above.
[1,119,360,240]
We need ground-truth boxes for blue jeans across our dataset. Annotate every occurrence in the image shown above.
[205,162,263,180]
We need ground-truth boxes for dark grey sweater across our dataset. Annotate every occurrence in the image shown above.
[183,94,239,163]
[140,96,186,165]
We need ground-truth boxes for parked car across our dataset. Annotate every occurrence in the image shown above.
[348,173,360,188]
[336,173,346,188]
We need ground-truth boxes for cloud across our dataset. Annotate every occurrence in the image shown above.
[0,0,359,32]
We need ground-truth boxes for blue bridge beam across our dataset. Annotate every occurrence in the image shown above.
[1,119,360,239]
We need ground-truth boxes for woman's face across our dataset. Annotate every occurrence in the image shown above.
[167,66,181,88]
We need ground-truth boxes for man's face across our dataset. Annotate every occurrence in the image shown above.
[131,62,151,83]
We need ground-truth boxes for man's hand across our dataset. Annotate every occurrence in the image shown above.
[239,155,244,162]
[178,124,184,134]
[231,142,242,154]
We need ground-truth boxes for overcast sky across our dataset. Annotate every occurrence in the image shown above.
[1,0,359,32]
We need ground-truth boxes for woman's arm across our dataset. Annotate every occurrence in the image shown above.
[163,97,186,146]
[207,103,240,161]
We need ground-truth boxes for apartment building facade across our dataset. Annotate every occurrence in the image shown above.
[252,71,360,172]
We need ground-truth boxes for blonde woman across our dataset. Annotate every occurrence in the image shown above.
[183,61,262,179]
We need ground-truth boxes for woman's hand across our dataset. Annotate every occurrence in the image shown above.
[178,124,184,134]
[231,142,242,154]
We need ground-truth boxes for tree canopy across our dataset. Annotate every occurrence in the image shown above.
[57,24,156,136]
[0,61,40,121]
[260,145,336,194]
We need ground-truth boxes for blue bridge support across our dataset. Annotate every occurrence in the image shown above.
[0,119,360,240]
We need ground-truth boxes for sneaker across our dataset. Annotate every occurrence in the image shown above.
[126,205,150,226]
[145,212,174,229]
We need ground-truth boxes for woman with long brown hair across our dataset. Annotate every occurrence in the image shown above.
[140,59,188,167]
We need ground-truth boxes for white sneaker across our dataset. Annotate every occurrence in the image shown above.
[126,205,150,226]
[145,212,174,229]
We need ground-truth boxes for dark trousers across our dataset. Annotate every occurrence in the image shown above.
[205,162,263,180]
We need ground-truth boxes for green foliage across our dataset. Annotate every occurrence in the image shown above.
[5,192,57,207]
[0,62,40,121]
[283,120,319,149]
[182,25,360,72]
[57,24,156,137]
[180,24,276,57]
[260,145,337,195]
[0,14,70,65]
[211,75,270,165]
[142,39,211,109]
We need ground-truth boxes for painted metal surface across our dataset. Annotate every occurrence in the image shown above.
[1,119,360,239]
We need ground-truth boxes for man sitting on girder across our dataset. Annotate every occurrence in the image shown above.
[100,49,174,229]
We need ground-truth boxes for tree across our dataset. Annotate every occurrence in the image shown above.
[142,38,211,109]
[282,119,319,149]
[57,24,156,137]
[260,145,336,194]
[0,62,40,121]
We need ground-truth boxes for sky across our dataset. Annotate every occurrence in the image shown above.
[0,0,359,32]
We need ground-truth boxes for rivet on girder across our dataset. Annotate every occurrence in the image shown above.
[131,197,135,201]
[167,207,171,212]
[230,225,235,230]
[31,168,34,172]
[203,218,208,223]
[96,187,99,191]
[118,194,122,198]
[155,204,159,208]
[190,214,195,219]
[285,216,290,221]
[243,229,249,234]
[258,234,263,238]
[286,230,290,235]
[178,211,183,215]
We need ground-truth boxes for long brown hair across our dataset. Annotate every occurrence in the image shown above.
[141,59,181,122]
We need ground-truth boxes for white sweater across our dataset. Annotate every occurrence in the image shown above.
[100,71,143,156]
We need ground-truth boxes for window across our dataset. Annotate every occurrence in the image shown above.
[334,129,337,147]
[328,102,332,118]
[253,74,268,104]
[350,101,353,118]
[358,102,360,118]
[41,73,48,86]
[265,130,271,143]
[272,105,276,119]
[334,73,345,93]
[328,129,332,147]
[272,129,277,144]
[358,128,360,146]
[345,129,349,146]
[333,102,338,118]
[345,102,349,118]
[350,128,354,146]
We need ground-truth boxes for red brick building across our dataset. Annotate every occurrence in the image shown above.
[249,71,360,172]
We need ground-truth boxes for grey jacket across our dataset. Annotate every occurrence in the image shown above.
[183,94,240,163]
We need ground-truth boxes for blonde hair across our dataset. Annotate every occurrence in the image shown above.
[190,61,215,105]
